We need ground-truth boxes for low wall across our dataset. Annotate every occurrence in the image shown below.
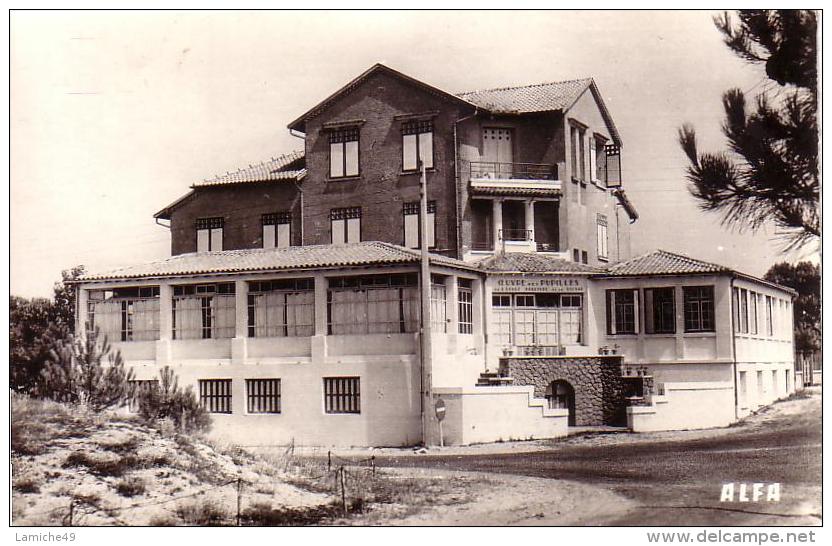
[433,386,568,445]
[499,355,627,426]
[627,381,735,432]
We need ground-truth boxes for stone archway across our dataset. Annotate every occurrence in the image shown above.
[546,380,576,426]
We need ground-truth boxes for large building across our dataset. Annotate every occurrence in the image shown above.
[75,64,796,447]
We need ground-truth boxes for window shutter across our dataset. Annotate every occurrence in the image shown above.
[419,131,434,169]
[330,141,344,178]
[403,134,418,171]
[263,224,276,249]
[404,212,419,248]
[211,228,223,251]
[345,140,359,176]
[331,219,345,244]
[277,223,290,248]
[197,229,210,252]
[604,144,622,187]
[588,138,596,182]
[633,289,640,334]
[347,217,361,243]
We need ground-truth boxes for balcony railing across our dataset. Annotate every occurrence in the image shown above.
[499,228,532,242]
[470,161,558,181]
[471,241,495,251]
[536,242,559,253]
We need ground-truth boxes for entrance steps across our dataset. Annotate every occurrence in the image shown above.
[476,371,515,387]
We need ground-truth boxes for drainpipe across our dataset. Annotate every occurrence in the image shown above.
[289,129,306,244]
[453,108,479,259]
[730,276,739,420]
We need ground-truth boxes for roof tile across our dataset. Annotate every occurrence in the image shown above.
[457,78,593,114]
[477,253,602,274]
[194,151,305,187]
[603,250,730,276]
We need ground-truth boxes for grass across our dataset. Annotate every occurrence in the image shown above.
[240,500,363,526]
[115,478,147,497]
[174,500,230,526]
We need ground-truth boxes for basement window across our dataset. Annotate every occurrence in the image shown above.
[199,379,232,414]
[246,379,281,414]
[324,377,360,414]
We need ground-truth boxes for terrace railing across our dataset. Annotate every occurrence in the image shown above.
[470,161,558,181]
[499,228,532,242]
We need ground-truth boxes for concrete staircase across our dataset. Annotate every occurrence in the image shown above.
[476,371,515,387]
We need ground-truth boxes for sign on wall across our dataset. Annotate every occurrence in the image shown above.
[493,276,586,293]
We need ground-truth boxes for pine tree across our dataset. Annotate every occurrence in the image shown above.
[678,10,818,249]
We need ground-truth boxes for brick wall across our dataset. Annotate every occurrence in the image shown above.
[301,70,468,257]
[499,356,628,426]
[168,183,301,255]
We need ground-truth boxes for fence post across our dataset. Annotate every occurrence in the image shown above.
[339,466,347,515]
[67,499,74,527]
[328,450,332,472]
[371,455,375,476]
[236,478,243,526]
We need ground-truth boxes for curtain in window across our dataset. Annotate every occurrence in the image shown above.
[430,284,446,333]
[560,309,582,344]
[174,297,203,339]
[493,309,513,345]
[330,289,366,335]
[367,288,399,334]
[286,291,314,337]
[93,300,123,342]
[132,299,160,341]
[401,286,420,333]
[212,295,235,338]
[535,310,559,345]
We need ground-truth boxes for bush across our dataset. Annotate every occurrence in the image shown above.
[134,366,211,433]
[174,500,230,526]
[62,451,143,478]
[13,477,40,494]
[115,478,146,497]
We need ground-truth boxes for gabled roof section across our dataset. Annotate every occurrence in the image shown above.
[78,242,478,282]
[477,253,602,274]
[458,78,622,146]
[194,150,305,188]
[287,63,477,133]
[604,250,732,277]
[154,151,305,219]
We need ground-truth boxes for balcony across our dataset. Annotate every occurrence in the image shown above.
[499,228,532,242]
[469,161,562,195]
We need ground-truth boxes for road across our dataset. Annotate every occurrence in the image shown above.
[376,390,821,525]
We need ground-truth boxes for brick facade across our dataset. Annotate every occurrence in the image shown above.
[300,70,470,258]
[168,183,301,255]
[499,356,629,426]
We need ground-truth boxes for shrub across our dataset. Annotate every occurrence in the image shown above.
[62,451,143,478]
[13,477,40,494]
[174,500,229,526]
[37,328,134,411]
[115,478,146,497]
[134,366,211,433]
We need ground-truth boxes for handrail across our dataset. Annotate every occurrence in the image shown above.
[470,161,557,181]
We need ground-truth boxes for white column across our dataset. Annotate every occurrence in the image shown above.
[234,280,248,338]
[75,286,89,338]
[492,199,503,251]
[471,277,484,336]
[156,284,172,365]
[312,273,329,363]
[445,275,459,334]
[525,200,535,244]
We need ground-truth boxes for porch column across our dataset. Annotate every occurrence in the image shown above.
[471,276,484,336]
[156,284,172,365]
[445,275,459,334]
[75,286,89,337]
[492,199,503,251]
[231,280,249,364]
[525,200,536,243]
[312,273,329,363]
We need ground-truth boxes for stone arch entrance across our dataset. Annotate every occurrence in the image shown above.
[546,380,576,426]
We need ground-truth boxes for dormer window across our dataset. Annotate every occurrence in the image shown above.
[329,127,359,178]
[402,119,434,171]
[196,217,223,252]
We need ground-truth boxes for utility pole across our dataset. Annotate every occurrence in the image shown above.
[419,159,434,446]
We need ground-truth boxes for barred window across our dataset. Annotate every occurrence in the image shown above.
[196,217,224,252]
[246,379,281,414]
[458,279,473,334]
[127,379,158,413]
[86,287,160,342]
[172,283,236,339]
[403,201,436,249]
[402,119,434,171]
[199,379,232,414]
[329,127,359,178]
[262,212,292,249]
[331,207,361,244]
[247,279,315,337]
[324,377,360,414]
[644,287,675,334]
[327,274,419,335]
[684,286,715,333]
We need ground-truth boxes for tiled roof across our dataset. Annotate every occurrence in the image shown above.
[194,151,305,187]
[458,78,593,114]
[476,253,602,274]
[470,186,562,198]
[603,250,731,276]
[78,242,477,282]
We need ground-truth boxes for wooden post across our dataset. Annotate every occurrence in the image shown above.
[328,450,332,471]
[419,160,434,446]
[67,499,74,527]
[371,455,376,476]
[236,478,243,526]
[339,466,347,514]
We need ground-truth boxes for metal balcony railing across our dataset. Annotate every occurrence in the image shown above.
[536,242,559,253]
[470,241,495,251]
[499,228,532,242]
[470,161,558,181]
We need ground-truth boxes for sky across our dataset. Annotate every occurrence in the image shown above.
[9,10,819,298]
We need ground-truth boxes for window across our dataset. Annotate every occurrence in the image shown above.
[573,249,580,262]
[329,127,359,178]
[740,289,749,333]
[327,274,419,334]
[750,292,759,335]
[644,287,675,334]
[458,279,473,334]
[430,276,447,333]
[403,201,436,249]
[324,377,360,414]
[172,283,236,339]
[86,287,160,342]
[247,279,314,338]
[596,214,608,260]
[492,293,583,347]
[765,295,774,336]
[402,119,434,171]
[330,207,361,244]
[196,217,223,252]
[246,379,281,414]
[262,212,291,249]
[593,135,607,182]
[570,124,586,181]
[199,379,232,414]
[581,250,588,265]
[607,289,638,335]
[127,379,158,413]
[684,286,715,332]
